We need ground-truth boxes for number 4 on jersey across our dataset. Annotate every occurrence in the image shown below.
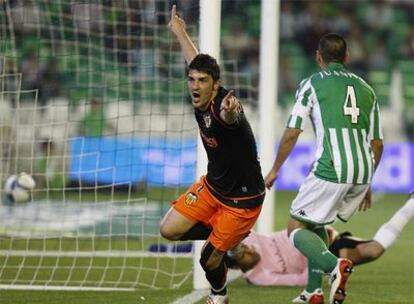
[343,85,360,124]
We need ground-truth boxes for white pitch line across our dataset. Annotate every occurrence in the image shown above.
[170,289,210,304]
[0,284,134,292]
[169,270,241,304]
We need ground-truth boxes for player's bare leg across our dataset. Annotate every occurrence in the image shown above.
[160,207,197,240]
[339,241,384,265]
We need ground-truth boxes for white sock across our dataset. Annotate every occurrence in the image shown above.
[211,284,227,294]
[373,198,414,249]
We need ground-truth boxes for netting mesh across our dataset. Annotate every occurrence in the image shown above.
[0,0,257,290]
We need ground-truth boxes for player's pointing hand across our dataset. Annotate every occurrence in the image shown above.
[221,90,239,112]
[169,5,186,36]
[220,90,241,124]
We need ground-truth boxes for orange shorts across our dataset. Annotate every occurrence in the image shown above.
[172,176,262,251]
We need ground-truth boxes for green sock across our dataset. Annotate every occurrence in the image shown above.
[305,226,329,293]
[306,259,324,293]
[313,226,329,246]
[292,228,337,273]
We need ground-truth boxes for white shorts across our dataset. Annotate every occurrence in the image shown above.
[290,173,370,225]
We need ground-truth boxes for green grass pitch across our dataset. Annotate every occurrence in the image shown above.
[0,192,412,304]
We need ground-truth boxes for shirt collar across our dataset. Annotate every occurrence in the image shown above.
[325,62,345,71]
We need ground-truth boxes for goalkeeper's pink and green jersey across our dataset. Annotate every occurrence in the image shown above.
[243,231,307,286]
[287,63,383,184]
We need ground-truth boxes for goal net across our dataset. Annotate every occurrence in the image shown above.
[0,0,257,291]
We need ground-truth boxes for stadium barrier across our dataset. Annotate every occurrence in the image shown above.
[69,137,414,193]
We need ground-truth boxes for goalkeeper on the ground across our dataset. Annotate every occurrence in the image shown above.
[226,194,414,289]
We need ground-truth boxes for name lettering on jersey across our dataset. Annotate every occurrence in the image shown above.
[199,129,218,148]
[318,70,358,79]
[203,114,212,128]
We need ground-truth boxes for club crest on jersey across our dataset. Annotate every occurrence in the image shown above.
[185,192,198,206]
[203,114,211,128]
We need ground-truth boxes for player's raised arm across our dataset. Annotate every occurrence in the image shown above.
[168,5,198,64]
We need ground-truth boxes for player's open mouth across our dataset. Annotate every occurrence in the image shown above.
[192,92,200,99]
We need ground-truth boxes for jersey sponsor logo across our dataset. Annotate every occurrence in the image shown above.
[184,192,198,206]
[199,129,218,148]
[270,238,287,273]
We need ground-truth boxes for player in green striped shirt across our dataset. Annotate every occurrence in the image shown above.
[265,33,384,304]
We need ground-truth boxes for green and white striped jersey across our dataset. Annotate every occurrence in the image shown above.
[287,63,383,184]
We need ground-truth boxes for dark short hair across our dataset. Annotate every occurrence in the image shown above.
[318,33,347,64]
[188,54,220,81]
